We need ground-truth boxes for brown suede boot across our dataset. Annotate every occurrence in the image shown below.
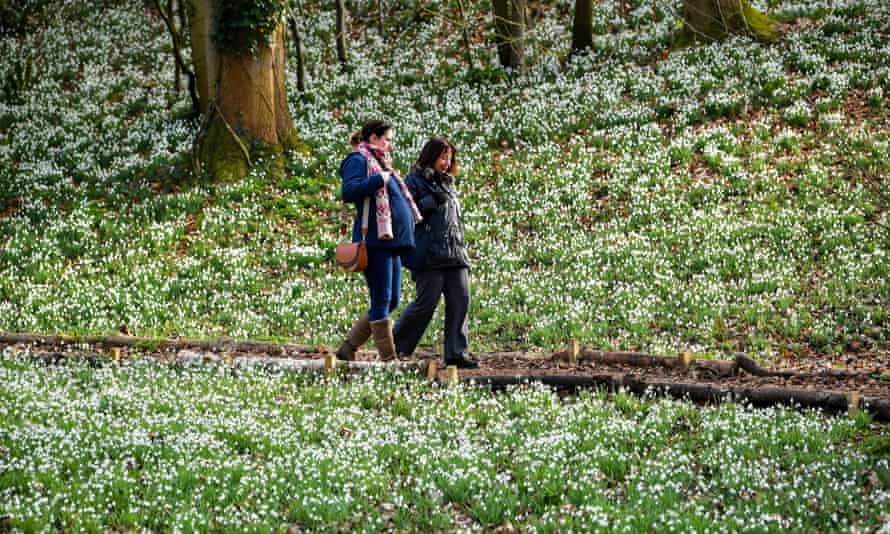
[336,313,371,361]
[370,318,397,361]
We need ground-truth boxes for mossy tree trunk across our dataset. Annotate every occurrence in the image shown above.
[189,0,298,182]
[679,0,780,44]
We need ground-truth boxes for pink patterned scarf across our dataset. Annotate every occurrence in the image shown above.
[356,142,422,240]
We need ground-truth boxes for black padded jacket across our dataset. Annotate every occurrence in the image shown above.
[402,168,470,271]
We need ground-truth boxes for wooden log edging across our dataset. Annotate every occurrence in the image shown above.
[463,374,890,422]
[735,353,875,380]
[3,333,879,380]
[18,349,429,374]
[232,355,427,373]
[551,349,739,378]
[10,348,889,420]
[554,349,878,381]
[0,332,315,355]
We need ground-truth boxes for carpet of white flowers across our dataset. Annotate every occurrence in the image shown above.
[0,0,888,359]
[2,1,889,530]
[0,354,887,531]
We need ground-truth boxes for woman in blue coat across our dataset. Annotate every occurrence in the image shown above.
[336,120,421,361]
[394,137,477,368]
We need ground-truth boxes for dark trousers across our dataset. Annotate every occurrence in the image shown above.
[394,268,469,359]
[363,249,401,321]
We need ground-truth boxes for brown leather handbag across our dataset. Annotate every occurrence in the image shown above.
[335,197,370,272]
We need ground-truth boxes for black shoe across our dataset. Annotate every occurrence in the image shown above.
[444,354,479,369]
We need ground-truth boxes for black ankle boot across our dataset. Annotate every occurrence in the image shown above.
[444,354,478,369]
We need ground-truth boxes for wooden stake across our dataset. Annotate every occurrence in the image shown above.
[110,347,122,362]
[446,365,459,387]
[425,359,438,381]
[569,339,579,366]
[324,353,336,377]
[678,351,692,371]
[846,391,861,417]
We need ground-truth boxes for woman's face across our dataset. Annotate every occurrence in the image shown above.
[434,147,452,174]
[368,129,394,153]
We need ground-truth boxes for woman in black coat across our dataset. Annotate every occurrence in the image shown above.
[394,137,477,368]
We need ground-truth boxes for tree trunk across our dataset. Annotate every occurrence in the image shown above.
[335,0,348,67]
[377,0,385,34]
[175,0,196,109]
[167,0,180,95]
[288,14,307,93]
[679,0,780,44]
[153,0,199,115]
[189,0,217,115]
[188,0,298,182]
[456,0,475,70]
[492,0,525,69]
[571,0,593,55]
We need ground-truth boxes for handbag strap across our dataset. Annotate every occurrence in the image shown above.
[360,196,370,242]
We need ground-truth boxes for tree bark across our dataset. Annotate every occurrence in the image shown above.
[167,0,180,95]
[153,0,199,115]
[21,349,429,373]
[571,0,593,55]
[571,349,738,377]
[679,0,780,44]
[335,0,348,67]
[175,0,198,115]
[288,14,307,93]
[189,0,217,115]
[492,0,525,69]
[0,332,313,355]
[377,0,385,34]
[456,0,474,69]
[188,0,298,182]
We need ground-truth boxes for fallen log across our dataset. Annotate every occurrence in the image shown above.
[232,355,427,373]
[736,354,796,378]
[0,332,314,355]
[468,374,601,389]
[462,374,890,422]
[14,348,889,420]
[551,349,738,378]
[20,350,429,374]
[863,397,890,421]
[735,353,878,380]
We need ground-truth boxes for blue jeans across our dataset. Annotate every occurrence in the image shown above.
[363,248,402,321]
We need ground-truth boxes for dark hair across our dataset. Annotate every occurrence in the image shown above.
[349,130,362,147]
[359,120,393,142]
[414,136,459,176]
